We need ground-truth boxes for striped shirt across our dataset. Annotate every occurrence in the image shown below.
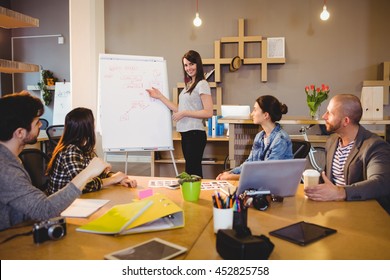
[331,139,355,186]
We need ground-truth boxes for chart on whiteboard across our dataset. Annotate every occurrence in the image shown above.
[98,54,173,151]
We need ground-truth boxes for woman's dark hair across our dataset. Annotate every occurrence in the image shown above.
[256,95,288,122]
[47,107,96,174]
[0,91,44,141]
[182,50,205,94]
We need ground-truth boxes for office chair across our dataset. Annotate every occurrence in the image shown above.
[291,139,311,159]
[19,148,50,192]
[46,125,64,155]
[39,118,49,130]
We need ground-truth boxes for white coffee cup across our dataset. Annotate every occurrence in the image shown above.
[303,169,321,189]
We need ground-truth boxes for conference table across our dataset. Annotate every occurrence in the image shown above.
[1,176,389,260]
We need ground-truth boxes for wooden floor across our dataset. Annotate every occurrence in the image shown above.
[109,161,151,176]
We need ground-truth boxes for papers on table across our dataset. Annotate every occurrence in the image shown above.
[201,181,237,195]
[148,180,179,189]
[61,198,110,218]
[147,179,236,194]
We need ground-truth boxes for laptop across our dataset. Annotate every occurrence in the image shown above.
[237,159,307,197]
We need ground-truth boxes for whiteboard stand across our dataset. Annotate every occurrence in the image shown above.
[125,152,129,175]
[169,150,179,177]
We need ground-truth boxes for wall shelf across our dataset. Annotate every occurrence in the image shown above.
[0,6,39,28]
[0,6,40,73]
[0,59,39,74]
[27,85,55,91]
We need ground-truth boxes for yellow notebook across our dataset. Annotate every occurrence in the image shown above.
[76,194,184,235]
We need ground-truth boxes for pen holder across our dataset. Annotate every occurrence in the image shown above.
[233,208,248,230]
[213,207,233,234]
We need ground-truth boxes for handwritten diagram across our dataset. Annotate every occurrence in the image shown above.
[98,54,173,151]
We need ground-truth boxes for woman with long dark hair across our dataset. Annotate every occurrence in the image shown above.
[46,107,137,194]
[147,50,213,177]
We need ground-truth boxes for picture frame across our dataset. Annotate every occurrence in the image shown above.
[267,37,285,58]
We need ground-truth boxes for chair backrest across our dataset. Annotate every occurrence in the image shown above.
[45,125,65,157]
[39,118,49,130]
[292,139,311,159]
[46,125,64,145]
[19,149,50,192]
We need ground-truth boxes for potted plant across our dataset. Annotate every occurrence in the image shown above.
[37,70,58,106]
[176,172,202,202]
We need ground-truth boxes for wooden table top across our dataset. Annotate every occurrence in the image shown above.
[1,176,389,260]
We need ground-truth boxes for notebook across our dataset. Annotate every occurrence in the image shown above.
[237,158,307,197]
[76,194,184,235]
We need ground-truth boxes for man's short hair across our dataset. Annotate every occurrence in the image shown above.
[0,91,44,141]
[334,94,363,124]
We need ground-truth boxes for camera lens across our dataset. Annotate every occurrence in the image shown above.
[253,195,269,211]
[48,225,65,240]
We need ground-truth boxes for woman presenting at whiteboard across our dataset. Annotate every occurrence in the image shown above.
[46,107,137,195]
[147,50,213,177]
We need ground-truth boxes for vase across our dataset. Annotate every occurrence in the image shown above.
[309,105,321,120]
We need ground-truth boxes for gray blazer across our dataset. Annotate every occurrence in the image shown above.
[325,125,390,201]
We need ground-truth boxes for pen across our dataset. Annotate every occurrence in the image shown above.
[214,191,221,209]
[212,195,218,208]
[217,192,224,208]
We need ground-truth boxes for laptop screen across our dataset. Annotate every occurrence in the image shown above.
[237,159,307,197]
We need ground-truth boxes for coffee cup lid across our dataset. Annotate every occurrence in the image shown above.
[303,169,320,176]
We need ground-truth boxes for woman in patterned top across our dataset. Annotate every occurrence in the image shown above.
[46,107,137,195]
[216,95,293,181]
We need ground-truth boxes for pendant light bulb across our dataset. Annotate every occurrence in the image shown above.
[320,5,330,21]
[193,12,202,27]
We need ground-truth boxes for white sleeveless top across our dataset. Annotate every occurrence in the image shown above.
[176,79,211,132]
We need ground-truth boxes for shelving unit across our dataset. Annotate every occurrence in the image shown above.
[151,131,229,179]
[0,6,40,74]
[220,116,390,168]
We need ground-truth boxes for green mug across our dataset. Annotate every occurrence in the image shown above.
[181,181,201,202]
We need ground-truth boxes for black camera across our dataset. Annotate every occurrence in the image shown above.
[33,217,67,244]
[241,189,271,211]
[241,189,284,211]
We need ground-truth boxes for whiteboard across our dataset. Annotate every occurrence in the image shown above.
[98,53,173,152]
[53,82,72,125]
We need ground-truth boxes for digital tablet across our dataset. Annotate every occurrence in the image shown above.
[269,221,337,246]
[104,238,187,260]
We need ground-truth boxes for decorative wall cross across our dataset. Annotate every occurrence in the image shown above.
[202,18,286,82]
